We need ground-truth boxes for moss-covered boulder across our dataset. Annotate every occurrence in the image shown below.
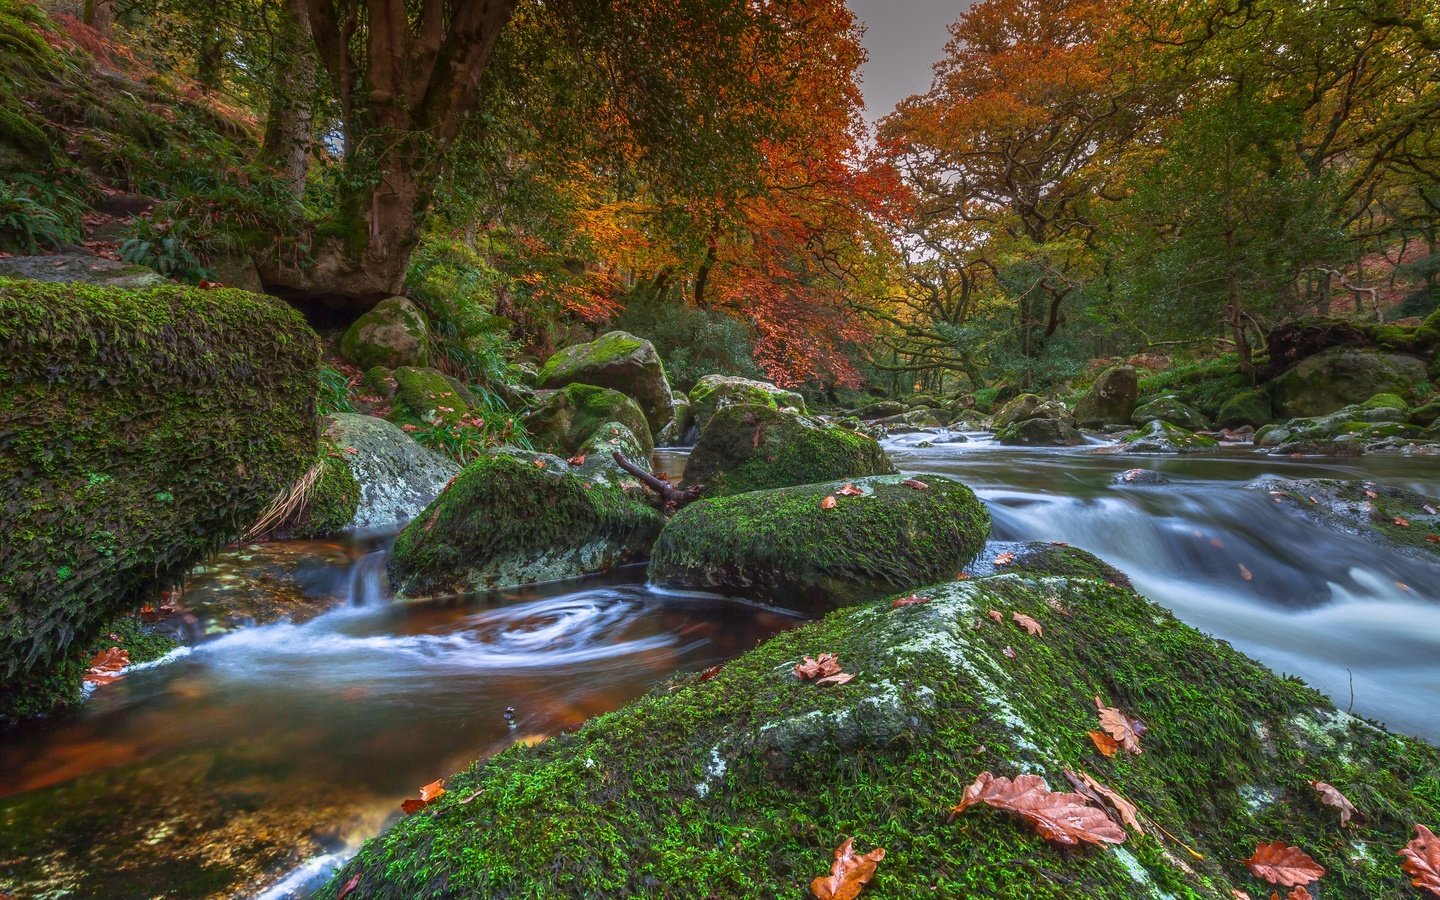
[853,399,906,421]
[536,331,674,434]
[995,417,1086,446]
[1412,396,1440,428]
[389,451,665,597]
[1119,419,1219,454]
[1266,347,1428,418]
[689,374,806,433]
[649,474,988,612]
[681,404,896,497]
[340,296,430,371]
[1252,478,1440,563]
[1254,403,1426,455]
[325,413,460,530]
[1216,389,1274,429]
[0,279,319,720]
[328,544,1440,900]
[388,366,471,428]
[1074,366,1139,427]
[991,393,1044,429]
[288,443,362,538]
[525,383,655,457]
[1130,395,1208,430]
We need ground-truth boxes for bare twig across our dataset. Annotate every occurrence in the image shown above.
[611,451,703,516]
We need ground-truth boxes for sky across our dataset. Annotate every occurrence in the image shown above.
[845,0,969,123]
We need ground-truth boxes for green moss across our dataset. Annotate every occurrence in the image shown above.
[1266,479,1440,561]
[290,445,361,539]
[1215,389,1273,429]
[325,546,1439,899]
[682,404,896,497]
[389,366,470,428]
[390,451,664,596]
[340,297,430,371]
[537,332,645,386]
[650,474,990,611]
[689,375,806,432]
[525,383,654,456]
[1361,392,1407,411]
[0,278,318,722]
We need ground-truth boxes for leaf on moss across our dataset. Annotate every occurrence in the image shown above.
[794,653,842,680]
[1244,841,1325,887]
[1094,697,1145,754]
[401,779,447,814]
[567,453,586,465]
[815,671,857,686]
[836,483,864,497]
[337,873,361,900]
[901,478,929,490]
[1012,612,1043,637]
[987,609,1004,624]
[1309,781,1355,825]
[821,495,838,510]
[1088,730,1120,757]
[1400,824,1440,896]
[1395,517,1410,527]
[1067,769,1143,834]
[84,647,130,686]
[994,551,1016,566]
[810,837,885,900]
[951,772,1126,846]
[891,594,930,608]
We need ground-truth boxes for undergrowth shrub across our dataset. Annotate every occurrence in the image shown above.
[613,287,762,391]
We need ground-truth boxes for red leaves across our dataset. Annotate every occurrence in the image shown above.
[1400,825,1440,896]
[900,479,929,490]
[84,647,129,686]
[891,594,930,608]
[336,873,361,900]
[401,779,447,814]
[1094,697,1145,754]
[821,495,838,510]
[836,483,865,497]
[567,453,587,465]
[1309,781,1355,826]
[993,551,1017,567]
[987,609,1004,624]
[1244,842,1325,887]
[810,837,885,900]
[952,772,1126,846]
[1395,517,1411,527]
[1088,730,1121,757]
[1011,612,1043,637]
[794,654,856,686]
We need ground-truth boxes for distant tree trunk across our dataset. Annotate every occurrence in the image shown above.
[261,0,319,197]
[693,236,717,307]
[83,0,113,35]
[1316,269,1332,315]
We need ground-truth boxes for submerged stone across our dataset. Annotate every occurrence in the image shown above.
[536,330,674,434]
[328,545,1439,899]
[649,474,989,612]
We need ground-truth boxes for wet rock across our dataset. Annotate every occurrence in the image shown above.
[852,399,906,420]
[1411,396,1440,428]
[991,393,1043,429]
[657,391,693,445]
[1113,467,1169,485]
[1249,478,1440,564]
[1131,395,1208,430]
[688,374,806,433]
[389,450,664,596]
[1254,401,1428,455]
[1266,347,1427,418]
[333,544,1440,900]
[681,404,895,497]
[525,383,654,457]
[536,331,674,434]
[340,296,430,371]
[649,474,989,613]
[1073,365,1138,426]
[325,414,459,530]
[995,417,1086,446]
[0,252,165,287]
[1119,419,1218,454]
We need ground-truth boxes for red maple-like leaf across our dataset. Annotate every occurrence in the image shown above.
[951,772,1126,846]
[810,837,885,900]
[794,654,843,681]
[1400,825,1440,896]
[1244,841,1325,887]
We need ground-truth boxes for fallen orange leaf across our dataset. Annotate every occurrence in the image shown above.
[1395,517,1410,527]
[1094,697,1145,754]
[795,654,843,681]
[567,453,586,465]
[84,647,130,686]
[836,484,864,497]
[952,772,1126,846]
[821,495,838,510]
[401,779,447,814]
[901,479,929,490]
[1012,612,1043,637]
[810,837,885,900]
[987,609,1004,624]
[1309,781,1355,825]
[1088,730,1120,757]
[994,551,1017,566]
[891,594,930,608]
[1244,841,1325,887]
[337,873,361,900]
[1400,824,1440,896]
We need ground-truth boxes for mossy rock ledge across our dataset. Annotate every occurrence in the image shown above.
[326,544,1440,899]
[1250,478,1440,564]
[0,279,319,720]
[525,383,655,457]
[682,403,896,497]
[536,330,675,434]
[389,450,664,597]
[648,474,989,613]
[688,374,807,433]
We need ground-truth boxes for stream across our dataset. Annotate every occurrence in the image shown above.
[2,435,1439,898]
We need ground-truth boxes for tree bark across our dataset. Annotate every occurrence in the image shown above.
[83,0,113,35]
[261,0,319,197]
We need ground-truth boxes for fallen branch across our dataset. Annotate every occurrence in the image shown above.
[611,451,703,515]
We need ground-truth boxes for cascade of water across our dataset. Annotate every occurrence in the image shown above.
[346,547,392,606]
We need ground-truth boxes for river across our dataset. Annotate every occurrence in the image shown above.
[1,434,1437,898]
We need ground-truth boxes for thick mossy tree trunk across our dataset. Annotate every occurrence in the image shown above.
[258,0,518,304]
[260,0,320,197]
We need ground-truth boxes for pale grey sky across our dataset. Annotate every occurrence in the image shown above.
[846,0,970,122]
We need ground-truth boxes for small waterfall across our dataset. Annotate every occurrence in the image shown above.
[347,547,392,606]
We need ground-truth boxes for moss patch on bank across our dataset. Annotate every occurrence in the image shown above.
[325,546,1439,899]
[0,278,319,721]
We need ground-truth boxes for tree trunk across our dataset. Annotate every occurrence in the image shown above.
[83,0,113,35]
[261,0,318,197]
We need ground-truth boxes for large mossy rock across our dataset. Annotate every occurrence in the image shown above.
[389,451,664,596]
[0,279,319,718]
[1119,419,1218,454]
[648,474,989,612]
[1130,395,1208,430]
[683,404,896,497]
[0,253,165,288]
[536,331,674,434]
[995,417,1086,446]
[1266,347,1428,418]
[288,443,362,539]
[325,414,460,530]
[340,296,430,371]
[1073,365,1139,426]
[1216,389,1274,429]
[1253,478,1440,563]
[525,383,654,457]
[387,366,472,428]
[1254,402,1425,455]
[689,374,806,433]
[329,544,1440,900]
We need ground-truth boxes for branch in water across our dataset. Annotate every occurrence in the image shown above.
[611,451,703,515]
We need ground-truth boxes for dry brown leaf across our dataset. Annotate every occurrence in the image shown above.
[1395,517,1411,527]
[1069,769,1144,834]
[1012,612,1043,637]
[821,495,838,510]
[1231,891,1252,899]
[814,671,857,687]
[1088,730,1120,757]
[994,551,1017,567]
[1094,697,1145,754]
[1244,841,1325,887]
[337,873,361,900]
[567,453,586,465]
[532,459,546,469]
[795,654,843,681]
[1365,490,1379,499]
[836,484,865,497]
[1428,535,1440,544]
[401,779,447,814]
[951,772,1126,846]
[1309,781,1355,826]
[891,594,930,609]
[987,609,1004,624]
[810,837,885,900]
[85,647,130,686]
[1239,564,1254,581]
[901,478,929,490]
[1399,824,1440,896]
[1283,887,1313,900]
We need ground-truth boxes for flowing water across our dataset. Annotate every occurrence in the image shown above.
[2,435,1439,898]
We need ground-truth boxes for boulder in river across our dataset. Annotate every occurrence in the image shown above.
[325,413,460,530]
[1130,395,1208,430]
[340,296,431,371]
[525,383,654,457]
[1119,419,1218,454]
[389,450,664,596]
[1251,478,1440,564]
[993,393,1057,429]
[536,331,674,434]
[1254,401,1426,455]
[330,543,1440,899]
[688,374,806,433]
[0,279,319,721]
[1073,365,1138,426]
[1266,347,1427,418]
[851,399,906,421]
[648,474,989,612]
[1215,389,1274,429]
[995,416,1086,446]
[681,404,896,497]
